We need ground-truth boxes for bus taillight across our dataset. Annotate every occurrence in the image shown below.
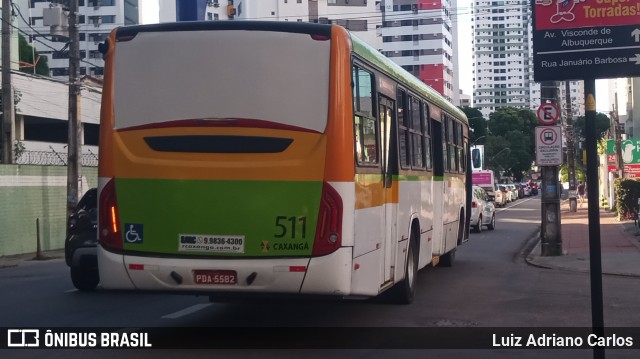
[312,182,343,256]
[99,179,123,251]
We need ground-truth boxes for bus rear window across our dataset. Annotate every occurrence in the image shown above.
[113,30,331,133]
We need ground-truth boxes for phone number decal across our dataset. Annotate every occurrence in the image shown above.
[178,234,245,253]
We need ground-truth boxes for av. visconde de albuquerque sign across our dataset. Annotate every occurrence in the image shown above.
[532,0,640,81]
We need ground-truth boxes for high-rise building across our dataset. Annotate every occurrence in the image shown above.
[17,0,140,79]
[379,0,458,104]
[472,0,532,118]
[472,0,584,119]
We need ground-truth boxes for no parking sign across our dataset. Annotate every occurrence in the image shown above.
[537,103,559,126]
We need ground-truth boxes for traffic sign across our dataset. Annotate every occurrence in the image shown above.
[535,126,563,166]
[532,0,640,81]
[536,103,559,125]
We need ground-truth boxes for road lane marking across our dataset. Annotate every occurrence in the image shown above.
[497,197,537,212]
[162,303,213,319]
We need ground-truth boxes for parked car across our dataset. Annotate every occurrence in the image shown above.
[499,185,510,203]
[509,184,519,201]
[480,183,506,208]
[470,186,496,233]
[64,188,99,291]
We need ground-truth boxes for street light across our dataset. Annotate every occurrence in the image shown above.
[488,147,510,163]
[471,136,486,148]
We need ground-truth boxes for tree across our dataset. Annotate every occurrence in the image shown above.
[573,113,611,143]
[18,34,49,76]
[560,163,585,183]
[459,106,486,145]
[484,107,537,182]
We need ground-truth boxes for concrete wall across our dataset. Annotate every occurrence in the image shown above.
[0,165,97,257]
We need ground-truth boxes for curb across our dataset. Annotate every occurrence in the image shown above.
[0,250,64,269]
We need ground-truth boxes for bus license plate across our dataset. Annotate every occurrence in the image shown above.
[193,270,237,285]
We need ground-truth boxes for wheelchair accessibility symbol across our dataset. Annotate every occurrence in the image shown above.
[125,223,144,243]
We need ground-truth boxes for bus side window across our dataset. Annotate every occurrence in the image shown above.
[353,65,378,165]
[397,89,409,169]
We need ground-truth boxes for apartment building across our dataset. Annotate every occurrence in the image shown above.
[472,0,532,118]
[379,0,458,104]
[17,0,140,79]
[472,0,585,119]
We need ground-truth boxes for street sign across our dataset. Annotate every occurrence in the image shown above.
[535,126,563,166]
[536,102,559,125]
[532,0,640,81]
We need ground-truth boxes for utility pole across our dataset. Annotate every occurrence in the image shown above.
[540,81,562,256]
[612,93,624,179]
[584,78,605,359]
[1,0,15,164]
[565,81,577,212]
[66,0,82,234]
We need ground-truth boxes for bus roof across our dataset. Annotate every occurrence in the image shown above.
[114,20,332,40]
[111,21,466,125]
[349,32,468,125]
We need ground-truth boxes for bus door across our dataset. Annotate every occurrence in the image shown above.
[378,95,397,283]
[430,117,445,257]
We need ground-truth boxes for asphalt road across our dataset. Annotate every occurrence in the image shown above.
[2,195,639,358]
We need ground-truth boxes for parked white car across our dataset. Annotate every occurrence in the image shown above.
[498,185,510,203]
[480,183,506,208]
[470,186,496,233]
[506,184,518,202]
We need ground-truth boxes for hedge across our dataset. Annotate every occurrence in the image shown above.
[614,178,640,220]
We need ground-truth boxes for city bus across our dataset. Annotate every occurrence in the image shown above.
[97,21,470,304]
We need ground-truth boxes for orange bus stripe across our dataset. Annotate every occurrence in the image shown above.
[324,26,355,183]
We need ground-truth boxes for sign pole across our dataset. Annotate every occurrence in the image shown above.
[584,79,605,359]
[539,82,562,256]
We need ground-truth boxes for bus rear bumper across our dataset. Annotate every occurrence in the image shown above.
[97,246,353,296]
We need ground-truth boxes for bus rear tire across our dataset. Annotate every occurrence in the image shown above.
[389,236,418,305]
[71,266,99,291]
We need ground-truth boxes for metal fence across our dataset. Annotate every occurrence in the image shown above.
[15,149,99,167]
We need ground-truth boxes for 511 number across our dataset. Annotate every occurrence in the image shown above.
[274,216,307,239]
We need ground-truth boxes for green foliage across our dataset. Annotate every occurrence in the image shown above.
[18,34,49,76]
[459,106,486,144]
[614,178,640,220]
[597,137,607,155]
[573,113,611,142]
[559,163,585,183]
[14,140,25,162]
[484,107,537,181]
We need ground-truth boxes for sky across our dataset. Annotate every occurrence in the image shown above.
[140,0,160,25]
[138,0,611,113]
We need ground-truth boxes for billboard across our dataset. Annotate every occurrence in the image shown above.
[472,170,494,186]
[607,138,640,178]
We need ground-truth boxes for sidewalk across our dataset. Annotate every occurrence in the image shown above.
[527,198,640,277]
[0,249,64,269]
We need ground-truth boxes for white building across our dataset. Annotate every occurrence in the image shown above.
[472,0,584,119]
[7,71,101,165]
[472,0,532,118]
[379,0,458,104]
[15,0,141,79]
